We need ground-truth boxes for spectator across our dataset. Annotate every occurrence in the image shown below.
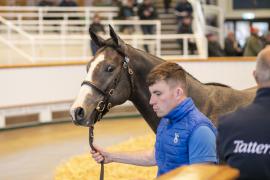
[224,32,242,56]
[243,27,264,56]
[177,16,196,54]
[207,33,225,57]
[58,0,78,21]
[218,46,270,180]
[59,0,78,7]
[137,0,158,52]
[262,31,270,47]
[163,0,172,14]
[174,0,193,26]
[117,0,136,34]
[38,0,54,6]
[89,13,106,55]
[91,62,217,177]
[38,0,56,22]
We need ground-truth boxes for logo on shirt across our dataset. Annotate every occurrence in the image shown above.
[233,140,270,154]
[174,133,180,144]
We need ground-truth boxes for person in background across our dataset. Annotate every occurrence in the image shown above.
[177,16,196,54]
[207,33,225,57]
[174,0,193,26]
[117,0,135,34]
[224,32,242,56]
[137,0,158,52]
[91,62,217,177]
[59,0,78,7]
[262,31,270,47]
[38,0,54,6]
[89,13,106,55]
[243,27,264,56]
[218,46,270,179]
[163,0,172,14]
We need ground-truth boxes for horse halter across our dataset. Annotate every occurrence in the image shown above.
[81,55,133,123]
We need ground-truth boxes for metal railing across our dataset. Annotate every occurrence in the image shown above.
[0,6,208,63]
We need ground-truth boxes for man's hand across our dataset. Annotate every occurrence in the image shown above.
[90,145,112,164]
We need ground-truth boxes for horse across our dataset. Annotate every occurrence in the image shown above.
[70,25,256,133]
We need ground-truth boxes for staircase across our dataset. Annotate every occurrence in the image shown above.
[155,0,182,56]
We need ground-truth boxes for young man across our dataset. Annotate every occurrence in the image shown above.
[91,62,217,176]
[218,47,270,179]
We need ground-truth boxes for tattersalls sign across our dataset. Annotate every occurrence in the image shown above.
[233,140,270,154]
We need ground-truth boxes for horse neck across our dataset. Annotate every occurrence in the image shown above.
[186,75,211,110]
[127,46,163,133]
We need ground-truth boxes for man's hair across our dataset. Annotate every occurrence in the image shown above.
[256,47,270,84]
[147,62,187,91]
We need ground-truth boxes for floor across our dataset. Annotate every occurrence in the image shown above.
[0,118,153,180]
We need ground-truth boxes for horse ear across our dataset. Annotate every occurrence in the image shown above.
[89,27,105,47]
[109,25,125,47]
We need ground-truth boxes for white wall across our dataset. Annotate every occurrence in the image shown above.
[0,60,257,108]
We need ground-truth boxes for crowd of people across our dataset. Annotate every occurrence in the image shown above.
[37,0,270,57]
[208,27,270,57]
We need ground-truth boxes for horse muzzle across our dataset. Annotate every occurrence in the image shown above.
[71,106,101,127]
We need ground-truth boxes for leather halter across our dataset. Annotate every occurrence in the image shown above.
[82,46,133,180]
[81,55,133,123]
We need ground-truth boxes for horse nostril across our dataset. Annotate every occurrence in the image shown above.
[75,107,85,121]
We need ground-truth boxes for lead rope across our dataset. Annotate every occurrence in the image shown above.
[89,126,104,180]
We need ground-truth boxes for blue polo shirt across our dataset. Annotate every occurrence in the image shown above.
[189,126,217,163]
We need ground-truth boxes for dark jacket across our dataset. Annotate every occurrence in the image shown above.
[218,88,270,180]
[208,41,225,57]
[137,3,158,20]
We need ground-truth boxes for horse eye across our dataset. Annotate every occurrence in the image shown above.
[106,65,114,72]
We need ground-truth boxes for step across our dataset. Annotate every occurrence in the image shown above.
[161,50,182,56]
[160,18,177,24]
[158,13,176,19]
[161,30,177,34]
[161,43,180,49]
[161,24,177,31]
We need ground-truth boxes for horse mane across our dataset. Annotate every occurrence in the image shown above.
[181,67,231,88]
[204,82,231,88]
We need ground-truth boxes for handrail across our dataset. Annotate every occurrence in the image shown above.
[0,6,208,63]
[0,16,34,62]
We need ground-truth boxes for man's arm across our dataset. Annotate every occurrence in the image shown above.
[91,145,156,166]
[188,126,218,164]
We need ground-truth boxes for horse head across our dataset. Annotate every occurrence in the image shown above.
[70,25,134,126]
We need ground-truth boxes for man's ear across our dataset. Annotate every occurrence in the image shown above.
[176,87,184,99]
[253,70,259,84]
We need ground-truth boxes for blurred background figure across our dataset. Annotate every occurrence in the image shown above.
[138,0,158,52]
[174,0,193,27]
[177,16,196,54]
[59,0,78,7]
[207,33,224,57]
[263,31,270,47]
[224,32,242,56]
[89,13,106,55]
[163,0,172,14]
[38,0,54,6]
[243,27,264,56]
[117,0,135,34]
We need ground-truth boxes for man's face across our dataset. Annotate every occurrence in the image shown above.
[149,80,180,117]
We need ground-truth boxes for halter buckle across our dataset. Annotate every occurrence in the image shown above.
[107,103,112,110]
[128,68,133,75]
[96,101,106,112]
[108,89,114,96]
